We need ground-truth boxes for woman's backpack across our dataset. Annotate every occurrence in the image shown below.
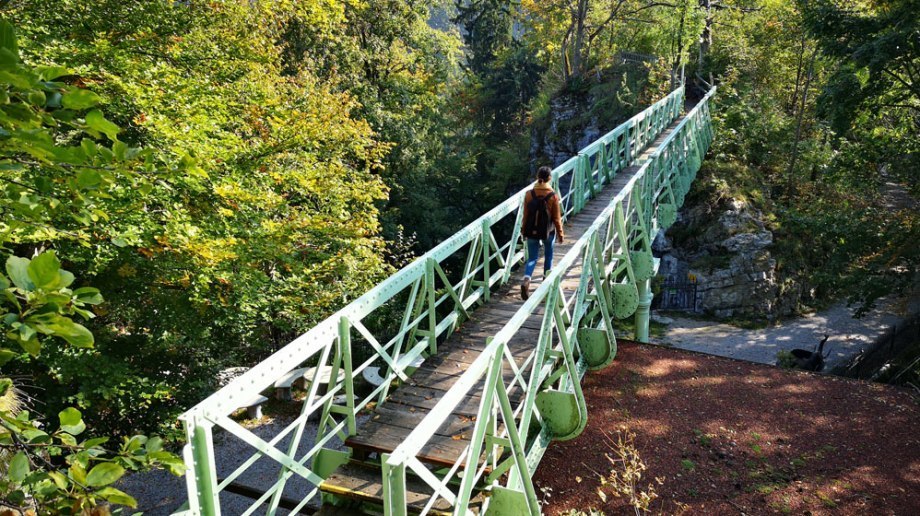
[522,190,556,240]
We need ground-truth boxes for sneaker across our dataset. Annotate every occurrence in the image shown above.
[520,277,531,300]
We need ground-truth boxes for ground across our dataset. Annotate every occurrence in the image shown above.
[534,341,920,515]
[655,295,920,369]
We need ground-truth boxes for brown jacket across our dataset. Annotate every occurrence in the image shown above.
[522,181,564,240]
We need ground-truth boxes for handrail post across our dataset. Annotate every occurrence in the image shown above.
[381,454,407,516]
[338,316,357,435]
[425,258,438,354]
[188,416,221,516]
[635,278,653,343]
[481,219,492,302]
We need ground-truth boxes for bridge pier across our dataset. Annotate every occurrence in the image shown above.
[635,277,653,343]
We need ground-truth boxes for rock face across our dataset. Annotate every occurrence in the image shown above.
[531,91,603,167]
[657,197,803,320]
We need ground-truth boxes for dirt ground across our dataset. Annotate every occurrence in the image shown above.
[534,341,920,515]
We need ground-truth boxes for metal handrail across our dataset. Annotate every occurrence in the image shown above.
[382,87,717,515]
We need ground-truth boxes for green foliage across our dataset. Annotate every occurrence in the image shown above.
[0,19,182,513]
[1,252,101,363]
[455,0,514,76]
[1,407,182,513]
[775,349,797,369]
[7,1,391,438]
[689,0,919,316]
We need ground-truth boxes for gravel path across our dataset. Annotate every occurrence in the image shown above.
[655,296,920,369]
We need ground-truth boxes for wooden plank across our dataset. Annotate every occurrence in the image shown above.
[368,405,479,440]
[386,383,525,415]
[407,363,525,393]
[346,420,477,468]
[320,461,474,515]
[386,386,484,416]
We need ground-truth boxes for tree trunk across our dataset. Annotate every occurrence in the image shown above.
[671,0,689,90]
[571,0,589,77]
[787,47,818,194]
[698,0,713,88]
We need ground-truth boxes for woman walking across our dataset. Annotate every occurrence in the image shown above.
[520,166,564,300]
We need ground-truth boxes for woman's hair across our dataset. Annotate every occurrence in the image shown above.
[537,166,552,183]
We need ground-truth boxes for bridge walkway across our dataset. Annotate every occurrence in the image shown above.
[318,117,686,512]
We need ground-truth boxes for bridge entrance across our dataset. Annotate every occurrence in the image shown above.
[175,86,716,516]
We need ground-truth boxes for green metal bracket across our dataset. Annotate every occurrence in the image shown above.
[658,203,677,228]
[313,448,351,479]
[486,486,530,515]
[629,251,655,282]
[577,327,616,370]
[535,389,584,441]
[611,282,640,319]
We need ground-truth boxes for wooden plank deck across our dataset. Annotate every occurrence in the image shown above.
[319,118,684,503]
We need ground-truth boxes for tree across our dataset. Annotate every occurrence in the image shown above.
[7,0,391,438]
[0,19,182,513]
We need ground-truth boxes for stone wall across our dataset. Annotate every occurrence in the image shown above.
[656,197,805,320]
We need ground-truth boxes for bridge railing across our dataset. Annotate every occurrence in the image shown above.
[176,87,686,515]
[382,86,716,515]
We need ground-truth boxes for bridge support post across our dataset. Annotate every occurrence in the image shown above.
[635,278,653,343]
[187,417,221,516]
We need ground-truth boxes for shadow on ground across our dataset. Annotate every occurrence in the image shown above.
[535,341,920,515]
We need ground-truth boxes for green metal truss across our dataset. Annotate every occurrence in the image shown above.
[174,86,716,516]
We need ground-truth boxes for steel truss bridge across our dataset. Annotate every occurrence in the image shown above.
[176,85,717,515]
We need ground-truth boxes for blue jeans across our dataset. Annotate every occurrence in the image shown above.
[524,236,555,278]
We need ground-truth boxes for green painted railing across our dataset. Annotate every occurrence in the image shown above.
[175,85,710,516]
[380,87,716,515]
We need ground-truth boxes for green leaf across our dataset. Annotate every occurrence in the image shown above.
[36,65,70,81]
[6,256,34,290]
[83,437,110,448]
[27,251,62,289]
[125,434,147,452]
[145,436,163,452]
[0,20,18,60]
[96,486,138,508]
[69,462,87,484]
[58,431,77,446]
[0,274,9,290]
[59,269,75,288]
[29,313,94,348]
[85,462,125,487]
[9,330,40,356]
[0,378,11,396]
[59,407,86,435]
[85,109,120,140]
[156,454,187,476]
[22,427,51,444]
[17,323,36,342]
[81,138,98,157]
[76,168,103,188]
[62,88,101,110]
[48,470,69,489]
[9,452,29,483]
[0,348,16,366]
[74,287,104,305]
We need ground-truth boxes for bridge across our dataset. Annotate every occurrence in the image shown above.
[176,85,717,515]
